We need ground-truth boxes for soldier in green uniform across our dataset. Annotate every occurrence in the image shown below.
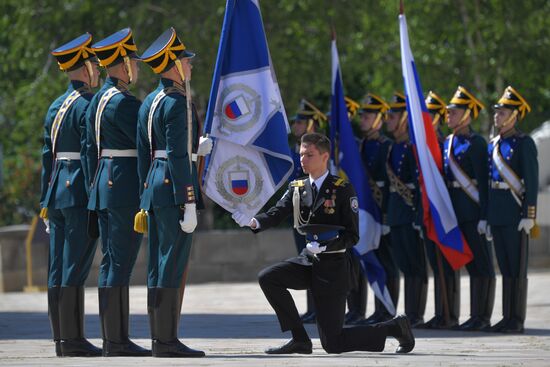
[40,33,102,357]
[137,28,211,357]
[487,86,538,334]
[354,93,399,325]
[287,99,327,324]
[385,92,427,327]
[86,28,149,356]
[419,91,461,329]
[444,86,495,331]
[233,132,415,355]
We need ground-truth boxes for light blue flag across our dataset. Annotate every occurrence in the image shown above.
[203,0,293,219]
[329,37,395,315]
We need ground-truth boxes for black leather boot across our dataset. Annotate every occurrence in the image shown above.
[152,288,205,358]
[377,315,415,353]
[300,290,316,324]
[446,273,461,329]
[48,286,61,356]
[500,278,527,334]
[487,277,512,332]
[405,277,427,328]
[147,287,157,341]
[459,277,494,331]
[59,286,102,357]
[361,276,399,325]
[100,286,151,356]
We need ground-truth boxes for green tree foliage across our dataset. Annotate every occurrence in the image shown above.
[0,0,548,225]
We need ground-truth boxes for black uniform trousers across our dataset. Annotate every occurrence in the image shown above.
[258,253,388,353]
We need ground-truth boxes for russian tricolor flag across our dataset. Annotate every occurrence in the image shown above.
[224,95,250,120]
[399,8,473,270]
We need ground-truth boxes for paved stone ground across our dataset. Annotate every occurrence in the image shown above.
[1,270,549,366]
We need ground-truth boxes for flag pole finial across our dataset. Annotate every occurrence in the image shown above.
[400,0,404,14]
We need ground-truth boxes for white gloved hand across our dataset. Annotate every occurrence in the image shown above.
[179,203,197,233]
[486,225,493,241]
[43,218,50,234]
[196,136,213,156]
[231,211,251,227]
[382,225,391,236]
[477,220,487,235]
[517,218,535,234]
[306,241,327,255]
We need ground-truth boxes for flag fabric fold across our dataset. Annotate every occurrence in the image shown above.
[399,12,473,270]
[329,39,395,315]
[203,0,293,219]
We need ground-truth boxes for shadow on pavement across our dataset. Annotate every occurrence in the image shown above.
[2,311,549,340]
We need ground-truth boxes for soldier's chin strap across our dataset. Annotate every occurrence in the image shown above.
[452,109,471,134]
[431,113,441,127]
[364,112,383,139]
[84,60,94,87]
[497,109,519,134]
[123,56,133,84]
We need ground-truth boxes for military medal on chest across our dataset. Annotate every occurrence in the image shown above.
[324,189,337,214]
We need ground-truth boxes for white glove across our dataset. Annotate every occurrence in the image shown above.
[486,225,493,241]
[382,225,391,236]
[518,218,535,234]
[477,220,487,235]
[179,203,197,233]
[306,241,327,255]
[196,136,213,156]
[43,218,50,234]
[231,211,251,227]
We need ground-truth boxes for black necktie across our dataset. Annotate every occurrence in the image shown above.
[312,182,318,201]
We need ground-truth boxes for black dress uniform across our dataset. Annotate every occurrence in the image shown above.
[86,28,149,356]
[487,86,538,334]
[137,28,205,358]
[287,99,328,324]
[355,93,399,325]
[420,91,461,329]
[40,33,102,357]
[255,172,414,354]
[444,86,495,331]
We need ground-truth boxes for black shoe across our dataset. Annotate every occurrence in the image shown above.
[408,316,425,328]
[152,339,205,358]
[300,311,316,324]
[498,319,524,334]
[485,317,509,333]
[60,338,102,357]
[393,315,415,354]
[55,340,61,357]
[457,316,490,331]
[344,311,365,325]
[103,339,151,357]
[359,311,393,326]
[265,339,312,355]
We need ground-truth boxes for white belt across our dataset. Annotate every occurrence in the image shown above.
[376,181,385,187]
[55,152,80,160]
[491,180,510,189]
[101,149,138,158]
[324,249,346,254]
[153,150,198,162]
[450,179,477,188]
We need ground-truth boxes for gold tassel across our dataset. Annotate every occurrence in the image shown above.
[39,207,48,220]
[530,223,540,239]
[134,209,148,234]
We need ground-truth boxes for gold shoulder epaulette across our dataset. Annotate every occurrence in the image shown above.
[334,177,346,187]
[290,179,305,187]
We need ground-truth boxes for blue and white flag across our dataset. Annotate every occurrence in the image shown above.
[203,0,293,219]
[329,38,395,315]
